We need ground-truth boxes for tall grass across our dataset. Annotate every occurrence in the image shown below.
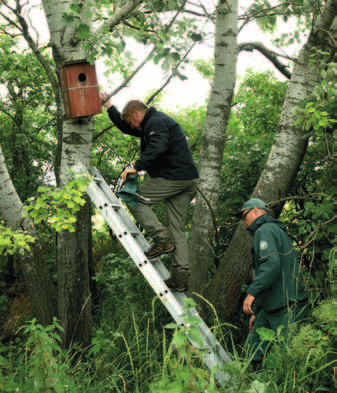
[0,248,336,392]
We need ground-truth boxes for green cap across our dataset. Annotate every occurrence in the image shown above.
[234,198,268,216]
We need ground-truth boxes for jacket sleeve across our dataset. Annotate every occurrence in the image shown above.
[134,118,170,172]
[247,225,282,298]
[107,106,141,138]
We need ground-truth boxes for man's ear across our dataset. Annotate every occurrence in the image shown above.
[135,110,145,123]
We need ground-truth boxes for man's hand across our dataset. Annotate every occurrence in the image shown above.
[243,293,255,315]
[249,315,256,331]
[121,167,137,183]
[101,92,113,109]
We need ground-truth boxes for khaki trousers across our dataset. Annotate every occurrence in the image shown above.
[128,177,198,284]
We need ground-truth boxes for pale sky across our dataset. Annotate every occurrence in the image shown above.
[104,14,300,111]
[7,0,303,111]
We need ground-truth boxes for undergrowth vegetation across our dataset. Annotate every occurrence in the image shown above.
[0,243,336,392]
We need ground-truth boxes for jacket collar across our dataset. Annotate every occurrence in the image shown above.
[248,213,287,235]
[140,107,156,130]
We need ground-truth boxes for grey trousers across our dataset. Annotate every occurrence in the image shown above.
[128,177,198,284]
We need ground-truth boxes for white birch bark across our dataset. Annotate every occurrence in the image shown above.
[42,0,94,346]
[207,0,337,318]
[189,0,238,294]
[41,0,145,346]
[254,0,337,213]
[0,145,57,324]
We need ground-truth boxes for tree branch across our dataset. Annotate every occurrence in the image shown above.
[93,125,114,142]
[11,1,63,185]
[95,0,144,36]
[238,41,293,79]
[146,40,197,104]
[103,0,191,103]
[0,107,17,123]
[300,215,337,249]
[122,20,156,34]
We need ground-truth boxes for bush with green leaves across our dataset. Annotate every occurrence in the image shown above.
[25,175,90,233]
[0,34,56,202]
[0,318,78,393]
[260,322,335,392]
[0,224,35,257]
[312,246,337,340]
[93,249,172,334]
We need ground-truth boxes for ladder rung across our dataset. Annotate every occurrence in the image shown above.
[98,203,121,210]
[110,204,121,209]
[79,165,232,386]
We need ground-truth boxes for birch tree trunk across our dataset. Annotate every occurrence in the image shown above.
[0,145,57,325]
[42,0,95,346]
[207,0,337,318]
[39,0,149,347]
[189,0,238,294]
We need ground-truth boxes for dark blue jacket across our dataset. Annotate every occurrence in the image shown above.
[247,214,307,312]
[107,106,199,181]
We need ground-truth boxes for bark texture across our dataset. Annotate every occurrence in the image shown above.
[0,145,57,325]
[57,118,94,348]
[207,0,337,318]
[42,0,95,346]
[41,0,145,347]
[189,0,238,294]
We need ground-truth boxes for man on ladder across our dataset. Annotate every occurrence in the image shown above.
[101,95,199,292]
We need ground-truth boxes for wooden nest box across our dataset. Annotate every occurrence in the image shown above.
[59,60,102,119]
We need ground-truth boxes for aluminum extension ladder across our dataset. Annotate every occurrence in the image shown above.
[72,164,232,386]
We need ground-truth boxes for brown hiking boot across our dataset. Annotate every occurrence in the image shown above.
[164,278,188,292]
[145,242,176,259]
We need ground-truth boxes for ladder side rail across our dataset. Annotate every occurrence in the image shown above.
[90,169,232,365]
[88,168,153,253]
[91,173,173,280]
[86,180,191,325]
[73,165,232,384]
[202,353,231,383]
[172,292,231,364]
[87,180,228,358]
[189,317,231,364]
[92,171,148,241]
[90,169,191,299]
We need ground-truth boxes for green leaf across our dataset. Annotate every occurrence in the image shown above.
[256,327,275,341]
[73,195,84,205]
[188,326,203,347]
[77,23,90,39]
[62,12,74,23]
[247,380,269,393]
[70,3,82,14]
[165,323,178,329]
[172,332,186,348]
[0,354,8,366]
[190,33,203,42]
[1,381,18,391]
[66,201,75,209]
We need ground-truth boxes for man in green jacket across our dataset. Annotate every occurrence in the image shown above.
[235,198,308,368]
